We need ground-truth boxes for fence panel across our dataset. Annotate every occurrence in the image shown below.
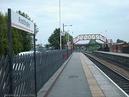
[36,50,71,91]
[0,49,72,97]
[0,56,10,97]
[12,54,35,96]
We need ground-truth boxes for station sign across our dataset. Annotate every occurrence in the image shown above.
[11,10,34,34]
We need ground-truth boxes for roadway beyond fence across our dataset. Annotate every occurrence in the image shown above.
[0,50,72,97]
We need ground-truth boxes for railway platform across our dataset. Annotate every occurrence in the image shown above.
[38,52,129,97]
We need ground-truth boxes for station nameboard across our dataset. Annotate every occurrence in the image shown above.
[11,10,34,33]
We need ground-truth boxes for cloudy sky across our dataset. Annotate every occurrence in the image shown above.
[0,0,129,44]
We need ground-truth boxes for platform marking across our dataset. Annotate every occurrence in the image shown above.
[80,53,105,97]
[92,59,129,97]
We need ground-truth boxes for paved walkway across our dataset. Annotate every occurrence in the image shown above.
[47,53,92,97]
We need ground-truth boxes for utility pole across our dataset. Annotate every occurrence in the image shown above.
[62,23,72,44]
[63,24,72,33]
[59,0,62,50]
[63,23,65,33]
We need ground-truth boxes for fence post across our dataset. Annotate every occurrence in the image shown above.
[34,24,37,97]
[67,47,68,59]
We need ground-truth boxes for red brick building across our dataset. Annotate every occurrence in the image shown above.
[111,42,129,53]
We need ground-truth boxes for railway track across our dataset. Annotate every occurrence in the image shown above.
[85,53,129,95]
[94,53,129,71]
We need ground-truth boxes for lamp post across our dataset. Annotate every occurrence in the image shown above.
[62,23,72,44]
[62,24,72,57]
[63,23,72,33]
[59,0,62,50]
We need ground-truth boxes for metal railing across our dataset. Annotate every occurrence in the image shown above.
[0,49,72,97]
[0,56,10,97]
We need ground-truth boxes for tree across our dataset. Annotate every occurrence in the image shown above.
[0,12,8,55]
[45,44,51,50]
[48,28,60,49]
[117,39,126,43]
[48,28,73,49]
[87,39,101,52]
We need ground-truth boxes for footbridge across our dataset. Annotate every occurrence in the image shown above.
[72,34,112,52]
[73,34,110,44]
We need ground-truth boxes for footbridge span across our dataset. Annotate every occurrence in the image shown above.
[73,34,109,44]
[72,34,112,52]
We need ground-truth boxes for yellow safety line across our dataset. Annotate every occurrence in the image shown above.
[80,53,105,97]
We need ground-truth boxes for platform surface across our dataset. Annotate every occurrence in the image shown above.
[96,51,129,58]
[47,53,92,97]
[39,52,128,97]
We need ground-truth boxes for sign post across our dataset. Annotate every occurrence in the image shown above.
[34,24,37,97]
[8,8,13,95]
[8,8,37,97]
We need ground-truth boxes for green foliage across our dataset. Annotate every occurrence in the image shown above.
[0,11,35,56]
[48,28,73,49]
[45,44,51,49]
[117,39,126,43]
[48,28,60,49]
[0,12,8,55]
[87,40,101,52]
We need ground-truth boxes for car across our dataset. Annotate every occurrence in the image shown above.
[17,51,41,56]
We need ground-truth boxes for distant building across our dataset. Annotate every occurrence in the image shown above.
[111,42,129,53]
